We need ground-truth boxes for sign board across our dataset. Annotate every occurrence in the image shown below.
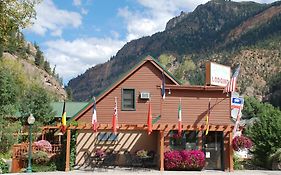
[206,152,211,158]
[206,62,231,86]
[231,96,244,119]
[231,97,243,109]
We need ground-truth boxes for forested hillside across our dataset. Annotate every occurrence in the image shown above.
[68,0,281,105]
[0,0,66,153]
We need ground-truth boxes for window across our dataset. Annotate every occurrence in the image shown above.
[97,132,118,141]
[185,131,199,150]
[122,88,135,110]
[169,130,199,150]
[169,130,186,150]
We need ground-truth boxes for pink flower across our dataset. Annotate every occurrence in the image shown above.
[233,135,253,151]
[34,140,52,152]
[164,150,205,170]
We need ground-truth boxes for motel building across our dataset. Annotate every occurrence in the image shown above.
[65,56,235,171]
[12,56,235,172]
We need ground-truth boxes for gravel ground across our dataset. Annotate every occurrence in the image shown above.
[6,168,281,175]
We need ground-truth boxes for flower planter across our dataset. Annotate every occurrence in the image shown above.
[164,150,205,171]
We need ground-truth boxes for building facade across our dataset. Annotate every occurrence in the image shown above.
[70,56,234,171]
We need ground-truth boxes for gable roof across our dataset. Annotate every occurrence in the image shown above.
[70,55,181,121]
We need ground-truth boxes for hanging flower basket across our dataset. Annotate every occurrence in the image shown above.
[232,135,253,151]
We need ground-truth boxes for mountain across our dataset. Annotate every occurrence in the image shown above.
[1,39,67,100]
[68,0,281,102]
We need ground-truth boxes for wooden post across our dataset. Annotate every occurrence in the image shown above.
[159,130,164,171]
[229,131,234,172]
[65,129,71,171]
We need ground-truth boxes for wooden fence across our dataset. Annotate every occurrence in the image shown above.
[11,143,61,172]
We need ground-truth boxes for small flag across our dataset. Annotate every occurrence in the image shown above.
[178,98,182,136]
[224,65,241,93]
[92,97,98,132]
[112,97,118,134]
[205,99,211,135]
[233,98,244,137]
[147,101,153,135]
[161,71,166,99]
[61,100,67,133]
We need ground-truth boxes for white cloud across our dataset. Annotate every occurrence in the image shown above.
[44,38,125,82]
[38,0,277,83]
[28,0,82,36]
[73,0,82,6]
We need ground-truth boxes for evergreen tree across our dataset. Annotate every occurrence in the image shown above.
[44,60,51,74]
[52,65,57,76]
[35,46,44,68]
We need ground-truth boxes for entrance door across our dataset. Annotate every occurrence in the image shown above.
[203,131,224,170]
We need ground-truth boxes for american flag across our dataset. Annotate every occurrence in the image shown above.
[112,97,118,134]
[224,65,241,93]
[92,97,98,132]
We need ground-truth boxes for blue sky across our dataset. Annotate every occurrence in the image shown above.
[23,0,276,84]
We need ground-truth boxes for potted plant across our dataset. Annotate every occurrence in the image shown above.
[135,149,148,158]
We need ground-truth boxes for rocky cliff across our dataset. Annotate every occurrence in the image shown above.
[68,0,281,101]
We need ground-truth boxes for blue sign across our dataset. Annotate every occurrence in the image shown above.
[231,97,244,109]
[232,98,242,105]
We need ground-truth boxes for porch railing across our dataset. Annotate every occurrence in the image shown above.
[12,143,61,159]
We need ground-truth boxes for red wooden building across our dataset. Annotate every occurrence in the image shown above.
[68,56,234,171]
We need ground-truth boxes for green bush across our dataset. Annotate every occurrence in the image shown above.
[22,151,50,165]
[245,99,281,168]
[0,158,9,174]
[32,151,50,164]
[233,155,244,170]
[269,148,281,170]
[32,162,57,172]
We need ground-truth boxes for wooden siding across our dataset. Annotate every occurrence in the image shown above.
[161,90,232,125]
[77,60,232,127]
[77,61,175,124]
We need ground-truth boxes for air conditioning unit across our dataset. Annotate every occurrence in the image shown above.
[140,92,150,99]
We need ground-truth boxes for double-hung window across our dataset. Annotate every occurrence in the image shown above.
[122,88,135,110]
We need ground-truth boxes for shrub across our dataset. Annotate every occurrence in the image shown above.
[32,151,50,164]
[245,101,281,167]
[21,151,50,165]
[269,148,281,170]
[34,140,52,152]
[0,158,9,174]
[164,150,205,170]
[233,154,244,170]
[233,135,253,151]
